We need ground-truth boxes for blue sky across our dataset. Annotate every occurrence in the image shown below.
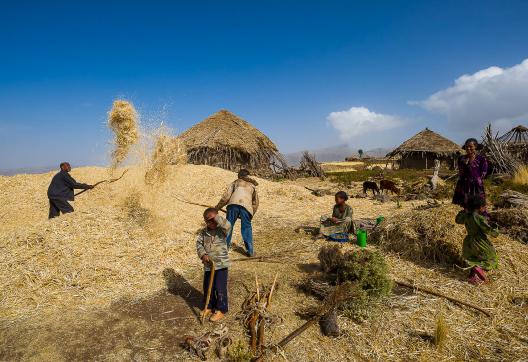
[1,0,528,169]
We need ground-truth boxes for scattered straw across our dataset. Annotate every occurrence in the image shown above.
[1,164,527,360]
[122,191,153,227]
[145,133,186,185]
[108,100,139,168]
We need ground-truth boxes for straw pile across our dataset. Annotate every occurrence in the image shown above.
[490,208,528,244]
[371,205,465,265]
[144,134,186,185]
[108,100,139,168]
[3,165,527,360]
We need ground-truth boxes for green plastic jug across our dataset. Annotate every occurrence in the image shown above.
[357,229,367,248]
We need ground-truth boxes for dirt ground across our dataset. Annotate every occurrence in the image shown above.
[1,165,527,361]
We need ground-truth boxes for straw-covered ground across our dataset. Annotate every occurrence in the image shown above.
[1,165,527,361]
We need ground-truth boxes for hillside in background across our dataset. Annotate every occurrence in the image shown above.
[284,145,393,165]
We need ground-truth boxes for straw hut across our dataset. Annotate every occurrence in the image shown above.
[179,109,287,173]
[498,125,528,162]
[387,128,461,169]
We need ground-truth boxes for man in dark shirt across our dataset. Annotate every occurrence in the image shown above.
[47,162,93,219]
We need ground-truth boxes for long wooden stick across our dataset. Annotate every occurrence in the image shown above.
[173,196,226,213]
[249,312,259,353]
[267,273,279,308]
[395,280,491,317]
[201,262,215,324]
[278,318,318,349]
[75,169,128,196]
[257,316,266,353]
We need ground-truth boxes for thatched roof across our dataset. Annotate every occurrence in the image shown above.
[498,125,528,145]
[387,128,461,158]
[179,109,285,172]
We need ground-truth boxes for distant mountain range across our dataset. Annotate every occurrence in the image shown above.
[0,165,57,176]
[1,146,393,175]
[283,145,393,166]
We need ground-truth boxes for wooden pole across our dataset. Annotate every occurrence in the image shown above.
[277,318,318,349]
[74,169,128,196]
[201,262,216,324]
[173,196,226,213]
[395,280,491,317]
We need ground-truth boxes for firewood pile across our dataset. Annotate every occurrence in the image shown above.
[298,151,325,177]
[270,151,326,179]
[237,274,281,356]
[482,124,522,175]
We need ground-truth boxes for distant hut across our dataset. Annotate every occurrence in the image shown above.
[498,125,528,163]
[179,109,287,173]
[387,128,461,169]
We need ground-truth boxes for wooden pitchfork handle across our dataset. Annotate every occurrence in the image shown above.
[74,169,129,196]
[201,260,216,324]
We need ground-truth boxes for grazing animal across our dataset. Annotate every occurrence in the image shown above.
[363,181,380,195]
[380,180,400,195]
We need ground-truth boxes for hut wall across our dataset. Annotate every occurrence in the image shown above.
[186,146,272,172]
[399,152,456,169]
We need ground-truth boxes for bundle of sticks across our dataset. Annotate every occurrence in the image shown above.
[483,124,522,175]
[239,273,280,355]
[299,151,325,178]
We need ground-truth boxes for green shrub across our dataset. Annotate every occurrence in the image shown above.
[318,247,393,321]
[337,249,393,299]
[227,340,252,362]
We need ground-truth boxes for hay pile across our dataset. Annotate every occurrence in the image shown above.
[144,134,186,185]
[490,208,528,244]
[372,205,465,265]
[108,100,139,168]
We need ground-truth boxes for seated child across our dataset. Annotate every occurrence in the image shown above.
[319,191,354,238]
[455,195,499,285]
[196,207,232,322]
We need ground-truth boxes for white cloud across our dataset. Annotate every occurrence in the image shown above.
[414,58,528,131]
[327,106,403,141]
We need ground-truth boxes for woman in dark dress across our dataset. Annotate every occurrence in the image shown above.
[452,138,489,212]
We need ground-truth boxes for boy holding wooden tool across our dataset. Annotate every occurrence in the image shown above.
[196,207,232,322]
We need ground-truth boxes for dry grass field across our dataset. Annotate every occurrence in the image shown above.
[1,164,527,361]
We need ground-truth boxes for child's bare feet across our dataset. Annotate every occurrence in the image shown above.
[210,311,225,322]
[200,308,213,319]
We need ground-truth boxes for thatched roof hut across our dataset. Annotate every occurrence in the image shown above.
[179,109,287,173]
[387,128,461,169]
[498,125,528,162]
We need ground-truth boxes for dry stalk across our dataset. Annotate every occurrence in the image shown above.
[395,280,491,317]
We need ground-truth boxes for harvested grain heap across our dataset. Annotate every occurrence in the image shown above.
[179,109,287,174]
[372,204,465,265]
[387,128,461,169]
[144,133,186,185]
[108,100,139,168]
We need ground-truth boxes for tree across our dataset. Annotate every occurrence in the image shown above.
[358,149,364,159]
